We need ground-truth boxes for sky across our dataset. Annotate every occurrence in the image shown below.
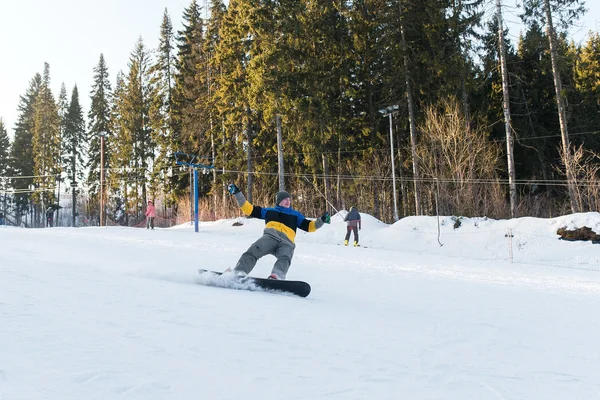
[0,0,598,140]
[0,0,196,138]
[1,210,600,399]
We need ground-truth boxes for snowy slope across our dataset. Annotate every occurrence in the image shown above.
[1,213,600,399]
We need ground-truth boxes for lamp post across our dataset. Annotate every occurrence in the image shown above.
[378,105,400,222]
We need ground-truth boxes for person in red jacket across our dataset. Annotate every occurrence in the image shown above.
[145,200,156,230]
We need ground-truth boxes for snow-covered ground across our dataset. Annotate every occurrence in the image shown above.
[2,212,600,400]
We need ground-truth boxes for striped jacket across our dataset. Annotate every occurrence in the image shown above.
[237,196,320,243]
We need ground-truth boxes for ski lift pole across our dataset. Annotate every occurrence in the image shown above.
[174,152,215,233]
[194,168,199,232]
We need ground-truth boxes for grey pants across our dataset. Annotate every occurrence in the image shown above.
[234,232,295,279]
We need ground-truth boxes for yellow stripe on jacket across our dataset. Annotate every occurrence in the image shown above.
[239,200,318,242]
[265,221,297,242]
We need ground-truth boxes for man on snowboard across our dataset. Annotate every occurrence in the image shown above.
[226,183,330,280]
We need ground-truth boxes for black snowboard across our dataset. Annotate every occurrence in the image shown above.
[198,269,311,298]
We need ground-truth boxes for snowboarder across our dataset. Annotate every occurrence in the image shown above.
[145,200,156,230]
[226,183,330,280]
[343,206,361,246]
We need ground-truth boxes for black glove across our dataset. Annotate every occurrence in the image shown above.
[227,183,240,195]
[320,212,331,224]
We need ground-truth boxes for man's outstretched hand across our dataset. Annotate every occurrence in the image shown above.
[227,183,240,195]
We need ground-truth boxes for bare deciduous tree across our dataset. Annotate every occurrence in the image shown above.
[417,97,505,217]
[561,145,600,212]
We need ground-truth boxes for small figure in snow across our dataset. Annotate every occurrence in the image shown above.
[46,206,54,228]
[343,206,361,246]
[226,183,330,280]
[145,200,156,230]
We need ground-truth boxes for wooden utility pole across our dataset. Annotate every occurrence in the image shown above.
[276,114,285,191]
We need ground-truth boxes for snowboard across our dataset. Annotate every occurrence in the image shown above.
[198,269,311,298]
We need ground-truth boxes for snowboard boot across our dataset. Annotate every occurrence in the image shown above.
[354,241,359,247]
[267,273,280,280]
[344,240,348,246]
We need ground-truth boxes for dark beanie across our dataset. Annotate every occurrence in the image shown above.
[275,191,291,205]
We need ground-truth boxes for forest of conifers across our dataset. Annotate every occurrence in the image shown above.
[0,0,598,227]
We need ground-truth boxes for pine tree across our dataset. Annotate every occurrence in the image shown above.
[511,24,561,192]
[63,86,87,184]
[148,9,176,204]
[446,0,485,118]
[108,72,133,224]
[57,84,69,124]
[202,0,228,206]
[56,83,69,214]
[520,0,586,212]
[131,37,154,214]
[172,0,205,152]
[87,54,113,220]
[0,118,9,171]
[31,63,61,226]
[0,118,10,195]
[340,0,399,218]
[573,33,600,148]
[10,73,41,224]
[63,86,87,226]
[111,38,154,220]
[344,0,388,140]
[478,16,513,141]
[280,0,351,210]
[212,0,263,201]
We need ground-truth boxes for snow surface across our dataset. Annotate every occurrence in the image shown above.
[2,212,600,400]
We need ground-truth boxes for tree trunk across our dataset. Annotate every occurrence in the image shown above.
[210,119,217,215]
[246,118,253,203]
[400,0,421,215]
[322,153,330,212]
[276,114,285,191]
[336,134,341,210]
[72,144,76,227]
[497,0,518,218]
[543,0,579,213]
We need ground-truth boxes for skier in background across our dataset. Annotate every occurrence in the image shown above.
[46,206,54,228]
[343,206,361,246]
[226,183,330,280]
[145,200,156,230]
